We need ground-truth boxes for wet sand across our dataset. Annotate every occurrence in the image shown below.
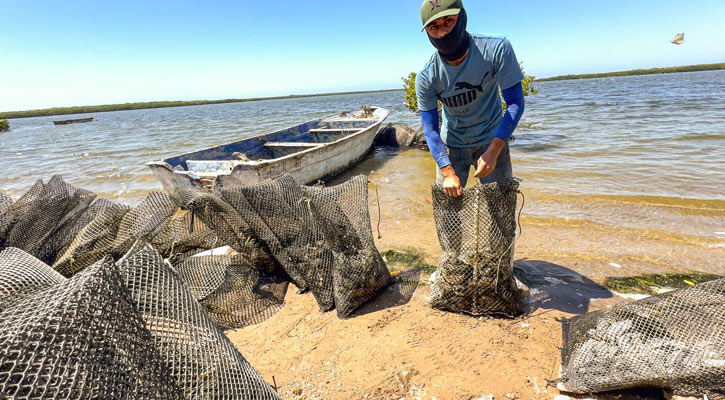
[226,146,723,400]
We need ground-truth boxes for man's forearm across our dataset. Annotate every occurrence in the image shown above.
[421,108,451,168]
[494,82,525,141]
[486,137,506,156]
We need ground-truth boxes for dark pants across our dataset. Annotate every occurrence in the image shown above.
[436,142,513,187]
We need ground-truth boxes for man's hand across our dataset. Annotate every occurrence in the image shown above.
[440,165,462,197]
[474,138,505,178]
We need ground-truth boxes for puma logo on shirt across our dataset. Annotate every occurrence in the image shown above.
[454,71,489,92]
[442,71,490,108]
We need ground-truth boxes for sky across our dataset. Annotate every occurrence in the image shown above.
[2,0,724,111]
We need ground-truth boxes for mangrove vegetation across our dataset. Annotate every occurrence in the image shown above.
[538,62,725,82]
[1,89,401,119]
[0,115,9,132]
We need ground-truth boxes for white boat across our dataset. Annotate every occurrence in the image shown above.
[147,106,388,196]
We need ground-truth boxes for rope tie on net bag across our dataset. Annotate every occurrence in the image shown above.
[493,189,525,291]
[367,170,383,239]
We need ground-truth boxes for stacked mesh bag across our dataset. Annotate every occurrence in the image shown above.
[0,247,182,399]
[174,252,289,330]
[0,244,282,399]
[429,178,524,317]
[220,174,392,318]
[0,193,12,216]
[558,278,725,398]
[1,176,288,331]
[171,187,289,329]
[151,208,221,263]
[0,176,97,264]
[117,243,282,399]
[0,175,180,276]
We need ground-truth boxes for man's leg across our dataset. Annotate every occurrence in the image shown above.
[435,146,475,187]
[473,142,513,184]
[436,147,480,187]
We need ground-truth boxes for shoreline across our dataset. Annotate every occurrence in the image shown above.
[1,88,402,119]
[537,62,724,82]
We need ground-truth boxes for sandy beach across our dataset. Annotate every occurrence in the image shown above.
[224,146,724,400]
[1,72,723,399]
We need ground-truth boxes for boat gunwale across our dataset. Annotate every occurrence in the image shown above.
[149,107,389,171]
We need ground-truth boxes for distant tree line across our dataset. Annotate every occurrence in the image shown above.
[1,89,401,119]
[538,63,725,82]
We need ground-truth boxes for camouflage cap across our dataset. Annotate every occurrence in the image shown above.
[420,0,463,30]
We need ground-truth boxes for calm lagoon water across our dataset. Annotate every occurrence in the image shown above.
[1,70,723,240]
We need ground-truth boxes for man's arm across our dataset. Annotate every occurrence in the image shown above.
[421,108,462,197]
[421,108,449,167]
[473,82,525,178]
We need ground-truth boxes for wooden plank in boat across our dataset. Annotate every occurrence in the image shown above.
[307,128,363,133]
[263,142,322,148]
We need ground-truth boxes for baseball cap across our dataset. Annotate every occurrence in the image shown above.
[420,0,463,30]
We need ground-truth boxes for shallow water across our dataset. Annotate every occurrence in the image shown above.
[1,70,723,241]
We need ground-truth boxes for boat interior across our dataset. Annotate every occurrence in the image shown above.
[163,115,379,177]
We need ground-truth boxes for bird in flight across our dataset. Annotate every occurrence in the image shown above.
[671,33,684,45]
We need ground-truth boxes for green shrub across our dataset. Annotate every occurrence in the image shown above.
[0,115,9,132]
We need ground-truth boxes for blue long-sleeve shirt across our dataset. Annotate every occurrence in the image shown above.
[422,82,525,168]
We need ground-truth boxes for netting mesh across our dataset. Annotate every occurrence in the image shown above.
[176,187,279,274]
[117,243,281,399]
[109,191,177,258]
[558,278,725,397]
[0,193,13,218]
[0,176,96,263]
[222,174,391,317]
[221,175,333,308]
[176,254,289,330]
[303,175,392,318]
[37,198,116,265]
[0,250,182,399]
[0,248,66,311]
[151,208,219,264]
[52,200,130,277]
[0,172,398,397]
[429,179,524,317]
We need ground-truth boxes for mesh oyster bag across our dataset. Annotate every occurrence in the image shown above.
[303,175,392,318]
[0,247,66,312]
[221,175,334,310]
[176,254,289,330]
[176,186,279,274]
[52,192,175,277]
[52,200,130,277]
[429,179,524,317]
[38,198,118,265]
[558,278,725,397]
[0,193,13,218]
[151,208,219,263]
[0,249,182,399]
[0,176,96,263]
[117,243,281,399]
[109,191,177,257]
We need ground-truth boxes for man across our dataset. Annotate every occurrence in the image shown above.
[416,0,525,197]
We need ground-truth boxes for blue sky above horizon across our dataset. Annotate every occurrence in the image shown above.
[2,0,724,111]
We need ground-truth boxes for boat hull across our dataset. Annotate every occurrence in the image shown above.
[148,107,388,196]
[53,117,93,125]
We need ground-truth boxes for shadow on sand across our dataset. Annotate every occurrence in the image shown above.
[352,267,421,317]
[514,258,614,315]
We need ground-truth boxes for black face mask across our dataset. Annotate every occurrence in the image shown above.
[427,8,470,61]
